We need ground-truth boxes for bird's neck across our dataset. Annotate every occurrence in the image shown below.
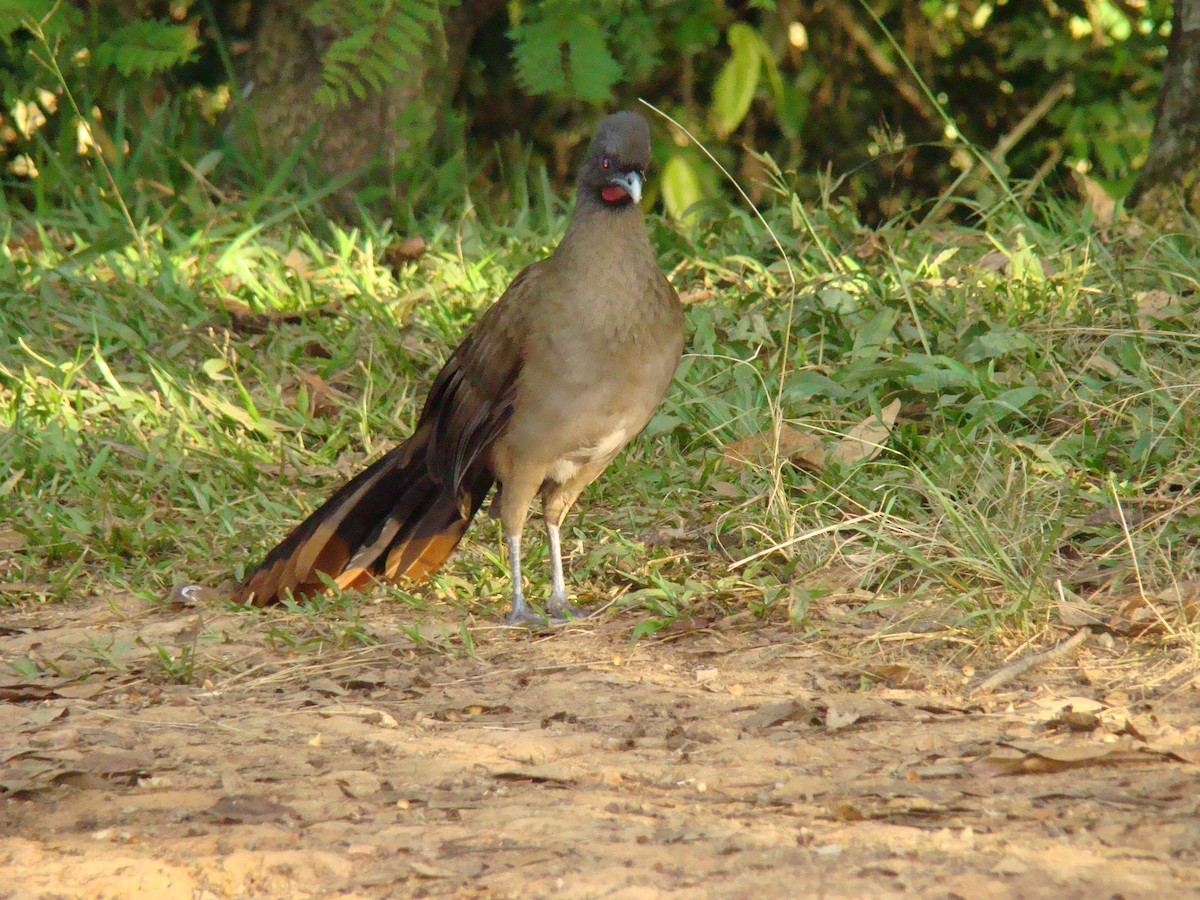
[549,200,666,338]
[559,198,651,257]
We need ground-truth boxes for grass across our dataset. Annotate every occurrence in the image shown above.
[3,151,1200,658]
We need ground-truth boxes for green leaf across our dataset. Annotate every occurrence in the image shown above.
[95,20,199,77]
[192,150,223,179]
[201,358,230,381]
[902,354,978,394]
[510,7,620,104]
[710,22,762,139]
[0,0,56,44]
[752,28,785,111]
[511,16,568,97]
[564,19,621,103]
[186,388,279,440]
[784,370,850,402]
[989,385,1045,416]
[817,287,859,315]
[850,308,898,362]
[661,154,705,220]
[304,0,442,108]
[962,326,1036,363]
[675,9,720,52]
[630,618,671,642]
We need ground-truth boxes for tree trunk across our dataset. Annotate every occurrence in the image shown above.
[1128,0,1200,227]
[228,0,504,208]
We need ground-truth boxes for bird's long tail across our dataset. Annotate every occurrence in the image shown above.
[231,427,491,605]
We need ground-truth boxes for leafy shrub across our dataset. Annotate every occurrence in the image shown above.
[0,0,1174,222]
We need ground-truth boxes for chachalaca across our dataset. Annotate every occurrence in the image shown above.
[231,111,684,624]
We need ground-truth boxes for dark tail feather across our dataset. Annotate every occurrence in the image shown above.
[231,429,491,605]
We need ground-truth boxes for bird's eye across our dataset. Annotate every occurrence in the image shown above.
[602,156,610,169]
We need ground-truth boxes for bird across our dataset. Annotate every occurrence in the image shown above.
[230,110,684,625]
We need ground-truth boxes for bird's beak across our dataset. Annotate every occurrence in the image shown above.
[610,170,643,204]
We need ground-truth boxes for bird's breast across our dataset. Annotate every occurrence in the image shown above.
[545,425,631,484]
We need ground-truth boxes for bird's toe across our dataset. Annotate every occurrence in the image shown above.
[547,601,591,622]
[505,607,551,627]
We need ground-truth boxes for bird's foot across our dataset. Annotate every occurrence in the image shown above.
[504,592,556,627]
[504,596,591,627]
[504,606,590,627]
[547,592,591,623]
[548,606,590,624]
[505,606,552,627]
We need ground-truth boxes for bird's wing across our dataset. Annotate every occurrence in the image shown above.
[421,261,542,499]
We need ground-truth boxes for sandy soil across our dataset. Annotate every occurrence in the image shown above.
[2,592,1199,899]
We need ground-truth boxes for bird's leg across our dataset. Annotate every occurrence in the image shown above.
[545,522,589,620]
[504,533,546,626]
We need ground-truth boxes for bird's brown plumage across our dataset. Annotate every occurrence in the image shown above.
[231,111,684,619]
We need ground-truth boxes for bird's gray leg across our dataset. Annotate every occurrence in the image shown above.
[504,533,546,626]
[546,522,589,620]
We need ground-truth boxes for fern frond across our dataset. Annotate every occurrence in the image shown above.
[305,0,449,108]
[94,20,200,76]
[509,3,621,104]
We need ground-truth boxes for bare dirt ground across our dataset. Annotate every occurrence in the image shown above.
[3,592,1200,899]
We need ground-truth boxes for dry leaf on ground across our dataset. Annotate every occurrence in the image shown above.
[1072,170,1118,226]
[0,528,27,552]
[722,425,825,471]
[1135,289,1182,324]
[974,736,1163,776]
[829,400,901,466]
[385,236,427,269]
[282,247,312,278]
[678,289,716,305]
[299,373,351,418]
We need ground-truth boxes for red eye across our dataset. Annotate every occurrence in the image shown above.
[602,157,610,169]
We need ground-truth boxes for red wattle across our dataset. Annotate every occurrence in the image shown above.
[601,186,627,203]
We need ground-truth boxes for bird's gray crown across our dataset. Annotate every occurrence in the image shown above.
[585,111,651,172]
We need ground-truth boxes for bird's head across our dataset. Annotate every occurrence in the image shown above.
[578,111,652,209]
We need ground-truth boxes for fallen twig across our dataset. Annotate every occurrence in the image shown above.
[971,628,1092,696]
